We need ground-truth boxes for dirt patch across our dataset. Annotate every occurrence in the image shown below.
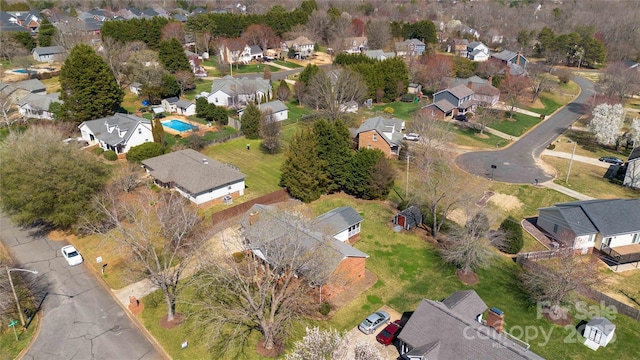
[48,230,72,242]
[456,269,479,285]
[160,313,185,329]
[488,193,523,212]
[447,208,467,227]
[255,338,284,358]
[542,308,573,326]
[328,269,377,311]
[475,133,490,139]
[476,191,495,207]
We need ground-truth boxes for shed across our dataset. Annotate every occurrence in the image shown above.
[393,206,422,230]
[583,317,615,350]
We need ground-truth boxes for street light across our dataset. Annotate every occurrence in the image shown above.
[6,266,38,326]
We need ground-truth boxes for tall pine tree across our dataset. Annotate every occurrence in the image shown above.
[313,119,352,193]
[38,18,55,47]
[241,102,261,139]
[151,118,165,145]
[280,130,327,202]
[158,38,191,73]
[59,44,123,123]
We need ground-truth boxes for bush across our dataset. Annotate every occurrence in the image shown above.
[103,150,118,161]
[384,107,394,114]
[232,252,245,263]
[126,142,164,163]
[498,216,524,254]
[547,144,556,150]
[319,302,331,315]
[93,147,105,155]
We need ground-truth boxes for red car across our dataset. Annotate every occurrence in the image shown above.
[376,320,404,346]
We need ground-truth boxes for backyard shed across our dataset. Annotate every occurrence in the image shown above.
[583,317,616,350]
[394,206,423,230]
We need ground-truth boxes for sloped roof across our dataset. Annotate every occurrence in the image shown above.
[14,79,46,92]
[355,116,404,146]
[210,75,271,96]
[468,41,486,49]
[17,92,60,110]
[141,149,245,195]
[79,113,150,147]
[258,100,287,113]
[447,84,475,99]
[441,290,488,322]
[586,317,615,336]
[33,46,66,56]
[628,147,640,162]
[397,206,422,229]
[284,36,313,48]
[315,206,363,236]
[175,99,194,109]
[424,100,456,113]
[163,96,179,104]
[249,45,262,55]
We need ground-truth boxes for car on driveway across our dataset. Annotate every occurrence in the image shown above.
[403,133,420,141]
[376,319,404,345]
[61,245,83,266]
[358,310,390,334]
[454,114,468,121]
[599,156,624,166]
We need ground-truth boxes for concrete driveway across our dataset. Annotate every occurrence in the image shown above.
[347,305,403,360]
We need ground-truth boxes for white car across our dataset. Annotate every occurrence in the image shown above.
[61,245,83,266]
[403,133,420,141]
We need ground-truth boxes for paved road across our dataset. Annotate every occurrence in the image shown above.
[455,76,595,183]
[0,215,162,360]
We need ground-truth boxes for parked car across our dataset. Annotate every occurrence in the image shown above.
[454,114,468,121]
[403,133,420,141]
[376,320,405,345]
[599,156,624,166]
[358,310,390,334]
[61,245,83,266]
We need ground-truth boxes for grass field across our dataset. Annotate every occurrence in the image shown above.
[184,79,214,100]
[274,60,302,68]
[286,101,312,122]
[370,101,423,120]
[229,64,279,74]
[0,316,38,359]
[40,76,61,94]
[525,95,563,116]
[553,131,633,160]
[453,125,510,149]
[491,112,542,137]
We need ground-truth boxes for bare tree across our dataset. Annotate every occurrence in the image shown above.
[303,68,368,119]
[599,61,640,101]
[476,59,505,80]
[366,19,391,50]
[242,24,279,52]
[85,189,206,323]
[111,163,143,193]
[174,70,195,96]
[306,10,331,45]
[260,109,281,154]
[126,50,166,91]
[418,54,454,92]
[161,22,186,44]
[100,38,148,86]
[277,80,290,101]
[0,33,30,62]
[527,63,552,103]
[0,90,18,127]
[286,327,384,360]
[500,75,532,119]
[474,106,500,135]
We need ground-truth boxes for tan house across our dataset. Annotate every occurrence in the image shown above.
[352,116,405,158]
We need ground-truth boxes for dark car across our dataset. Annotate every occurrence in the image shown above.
[376,320,404,346]
[454,114,468,121]
[599,156,624,166]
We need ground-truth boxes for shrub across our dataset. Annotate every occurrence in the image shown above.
[232,252,245,263]
[547,144,556,150]
[319,302,331,315]
[93,147,105,155]
[103,150,118,161]
[384,107,394,114]
[126,142,164,163]
[498,216,524,254]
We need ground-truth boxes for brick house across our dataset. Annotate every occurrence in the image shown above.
[352,116,405,158]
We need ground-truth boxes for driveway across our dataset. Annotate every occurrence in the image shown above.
[347,305,402,360]
[455,76,595,183]
[0,215,163,360]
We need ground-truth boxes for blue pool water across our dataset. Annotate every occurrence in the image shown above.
[162,119,194,132]
[13,69,31,73]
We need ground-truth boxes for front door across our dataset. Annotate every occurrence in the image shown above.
[588,328,602,344]
[397,215,406,228]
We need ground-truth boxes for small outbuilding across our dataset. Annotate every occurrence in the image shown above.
[393,206,423,230]
[583,317,616,350]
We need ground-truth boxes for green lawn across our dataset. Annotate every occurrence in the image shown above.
[229,64,279,74]
[0,317,38,359]
[286,101,312,122]
[554,131,633,160]
[490,112,542,137]
[274,60,302,68]
[184,79,214,101]
[453,125,510,149]
[525,95,563,116]
[370,101,423,120]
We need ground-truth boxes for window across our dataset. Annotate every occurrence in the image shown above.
[138,128,142,134]
[633,233,640,244]
[367,145,372,149]
[603,237,612,247]
[372,134,378,141]
[553,224,558,233]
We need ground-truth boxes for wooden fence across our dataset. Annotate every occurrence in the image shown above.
[210,188,290,225]
[515,248,573,264]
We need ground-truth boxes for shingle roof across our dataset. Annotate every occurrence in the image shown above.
[258,100,287,113]
[425,99,456,113]
[355,116,404,146]
[628,147,640,162]
[33,46,66,56]
[17,92,60,110]
[14,79,46,93]
[210,75,271,96]
[587,317,615,336]
[163,96,179,104]
[441,290,488,321]
[492,50,518,61]
[397,206,422,229]
[447,84,475,99]
[468,41,485,49]
[79,113,150,147]
[315,206,363,236]
[141,149,245,195]
[541,199,640,237]
[175,99,194,109]
[249,45,262,55]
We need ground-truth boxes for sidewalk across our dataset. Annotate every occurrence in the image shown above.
[490,101,543,117]
[542,149,611,168]
[540,181,594,200]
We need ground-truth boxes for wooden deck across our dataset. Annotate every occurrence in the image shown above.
[613,243,640,256]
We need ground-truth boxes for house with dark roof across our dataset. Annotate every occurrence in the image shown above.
[492,50,527,76]
[421,84,476,120]
[315,206,363,244]
[623,147,640,189]
[78,113,152,155]
[352,116,405,158]
[467,41,490,61]
[0,11,41,32]
[394,38,426,57]
[537,199,640,263]
[202,75,272,108]
[398,290,545,360]
[32,46,66,62]
[17,92,60,120]
[249,45,263,60]
[14,79,46,94]
[445,76,500,106]
[142,149,246,205]
[238,100,288,122]
[161,97,196,116]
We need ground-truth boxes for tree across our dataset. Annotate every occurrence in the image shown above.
[303,68,368,119]
[0,89,17,126]
[498,216,524,254]
[158,38,191,73]
[242,24,279,52]
[280,130,327,202]
[38,18,55,47]
[474,106,500,135]
[402,20,437,44]
[298,64,319,86]
[87,189,206,323]
[344,149,395,200]
[589,103,625,148]
[263,65,272,80]
[0,32,30,61]
[151,118,165,144]
[500,75,532,119]
[277,79,290,101]
[599,61,640,101]
[366,19,391,51]
[126,142,164,163]
[161,22,186,43]
[286,327,383,360]
[12,31,35,51]
[418,54,454,92]
[59,44,123,123]
[260,110,281,154]
[476,59,505,81]
[0,126,109,228]
[100,38,147,86]
[174,70,195,96]
[527,63,552,103]
[160,74,181,99]
[314,119,352,193]
[241,102,261,139]
[631,118,640,147]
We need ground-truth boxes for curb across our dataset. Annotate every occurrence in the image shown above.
[15,312,42,360]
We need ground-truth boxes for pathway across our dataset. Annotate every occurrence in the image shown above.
[541,149,611,168]
[540,181,594,200]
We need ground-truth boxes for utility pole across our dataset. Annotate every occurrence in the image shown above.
[566,141,577,184]
[6,267,38,326]
[405,152,410,198]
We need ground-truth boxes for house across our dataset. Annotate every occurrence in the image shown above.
[467,41,490,61]
[491,50,527,69]
[32,46,66,62]
[16,92,60,120]
[583,317,616,350]
[393,206,422,230]
[203,75,272,108]
[398,290,545,360]
[446,76,500,107]
[130,82,142,95]
[184,50,207,77]
[394,38,426,57]
[352,116,405,158]
[14,79,46,94]
[623,147,640,189]
[422,84,476,119]
[343,37,367,54]
[0,11,41,32]
[219,40,252,65]
[243,203,369,299]
[238,100,288,122]
[315,206,363,244]
[537,199,640,262]
[249,45,263,61]
[281,36,314,58]
[161,97,196,116]
[364,49,395,61]
[78,113,152,155]
[141,149,245,205]
[451,38,469,57]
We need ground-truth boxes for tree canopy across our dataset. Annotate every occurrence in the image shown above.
[240,102,261,139]
[100,17,169,50]
[158,38,191,73]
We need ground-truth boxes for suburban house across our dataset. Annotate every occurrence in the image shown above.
[398,290,545,360]
[446,76,500,107]
[393,206,423,231]
[13,79,46,94]
[364,49,395,61]
[238,100,288,122]
[130,82,142,95]
[141,149,246,205]
[623,147,640,189]
[421,84,476,119]
[32,46,66,62]
[219,40,252,65]
[451,38,469,57]
[202,75,272,108]
[249,45,263,61]
[0,10,41,33]
[352,116,405,158]
[184,50,207,77]
[491,50,528,69]
[16,92,60,120]
[537,199,640,263]
[281,36,314,58]
[394,38,426,57]
[78,113,152,155]
[467,41,490,61]
[314,206,363,244]
[242,203,369,299]
[161,97,196,116]
[343,36,367,53]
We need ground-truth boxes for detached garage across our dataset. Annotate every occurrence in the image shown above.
[394,206,422,230]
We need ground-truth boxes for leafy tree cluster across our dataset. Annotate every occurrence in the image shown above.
[333,53,376,66]
[100,17,169,50]
[281,119,395,202]
[195,97,228,124]
[38,18,56,47]
[350,57,409,102]
[390,20,438,44]
[240,102,261,139]
[126,142,164,163]
[534,26,606,67]
[498,216,523,254]
[12,32,35,51]
[141,74,180,105]
[297,64,319,85]
[158,38,191,73]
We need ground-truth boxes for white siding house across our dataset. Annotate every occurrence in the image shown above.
[204,76,272,108]
[78,113,152,155]
[161,97,196,116]
[17,92,60,120]
[315,206,363,243]
[623,147,640,189]
[32,46,66,62]
[238,100,288,122]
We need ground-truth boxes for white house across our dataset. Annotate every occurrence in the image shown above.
[343,37,367,54]
[16,92,60,120]
[204,75,272,108]
[219,42,252,65]
[467,41,490,61]
[583,317,616,350]
[161,97,196,116]
[238,100,288,122]
[314,206,363,244]
[32,46,66,62]
[623,147,640,189]
[281,36,314,58]
[130,82,142,95]
[78,113,152,155]
[141,149,246,205]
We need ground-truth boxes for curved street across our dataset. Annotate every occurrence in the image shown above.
[455,76,595,183]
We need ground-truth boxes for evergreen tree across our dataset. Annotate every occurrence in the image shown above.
[126,142,164,163]
[241,102,261,139]
[59,44,123,123]
[158,38,191,73]
[38,18,55,47]
[298,64,319,85]
[344,149,393,200]
[151,117,165,144]
[313,119,352,193]
[280,130,327,202]
[13,31,35,50]
[196,97,212,120]
[160,74,181,98]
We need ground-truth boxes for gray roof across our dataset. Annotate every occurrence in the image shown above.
[17,92,60,110]
[441,290,488,321]
[425,99,456,113]
[141,149,245,195]
[586,317,615,336]
[540,199,640,237]
[628,147,640,162]
[257,100,287,113]
[79,113,150,147]
[364,49,395,60]
[398,292,545,360]
[175,99,194,109]
[15,79,46,93]
[492,50,517,61]
[355,116,404,146]
[469,49,487,57]
[446,84,475,99]
[33,46,66,56]
[446,76,489,88]
[397,206,422,229]
[468,41,485,49]
[211,75,271,96]
[163,96,179,104]
[315,206,363,236]
[250,45,262,55]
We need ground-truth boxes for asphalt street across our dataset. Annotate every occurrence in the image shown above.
[455,76,595,183]
[0,215,162,360]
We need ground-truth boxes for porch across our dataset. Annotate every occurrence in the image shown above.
[599,244,640,272]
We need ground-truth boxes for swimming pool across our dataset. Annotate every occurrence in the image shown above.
[13,69,36,74]
[162,119,194,132]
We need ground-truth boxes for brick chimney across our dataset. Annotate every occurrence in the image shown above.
[249,211,259,225]
[488,76,493,86]
[515,51,521,66]
[467,81,474,90]
[487,307,504,333]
